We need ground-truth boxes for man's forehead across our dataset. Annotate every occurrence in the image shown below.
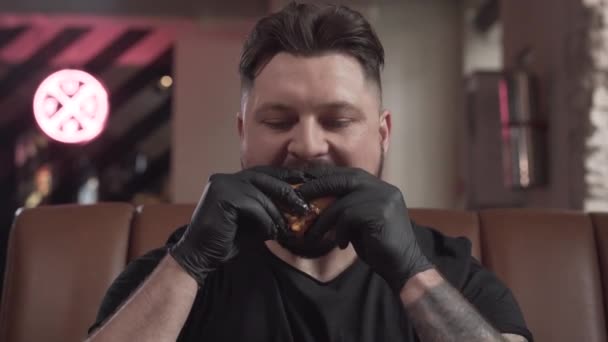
[257,52,366,83]
[243,52,380,113]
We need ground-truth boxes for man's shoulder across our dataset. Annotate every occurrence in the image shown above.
[411,221,473,260]
[411,222,474,289]
[412,223,532,341]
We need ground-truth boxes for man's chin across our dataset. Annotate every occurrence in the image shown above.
[276,234,338,259]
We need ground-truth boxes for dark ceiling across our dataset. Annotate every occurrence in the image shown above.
[0,0,401,18]
[0,0,271,18]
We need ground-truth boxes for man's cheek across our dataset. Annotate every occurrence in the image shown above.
[343,146,381,172]
[254,143,288,167]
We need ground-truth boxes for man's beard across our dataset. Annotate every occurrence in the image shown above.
[274,145,385,259]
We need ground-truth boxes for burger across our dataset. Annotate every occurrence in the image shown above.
[283,184,335,237]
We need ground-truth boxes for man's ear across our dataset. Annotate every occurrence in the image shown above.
[237,112,244,140]
[238,87,250,141]
[379,109,391,153]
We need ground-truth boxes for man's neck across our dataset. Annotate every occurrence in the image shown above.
[264,240,358,283]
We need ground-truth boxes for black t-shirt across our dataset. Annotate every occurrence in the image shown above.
[89,223,533,341]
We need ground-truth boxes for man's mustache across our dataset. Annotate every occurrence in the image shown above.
[282,159,334,171]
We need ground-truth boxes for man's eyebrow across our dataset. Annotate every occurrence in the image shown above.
[314,101,363,115]
[252,101,363,117]
[254,102,297,115]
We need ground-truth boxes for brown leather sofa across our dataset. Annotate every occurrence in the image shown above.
[1,203,607,342]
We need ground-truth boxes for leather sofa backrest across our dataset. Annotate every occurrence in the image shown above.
[0,203,133,342]
[480,209,607,342]
[591,212,608,329]
[129,204,195,261]
[3,203,608,342]
[409,208,482,261]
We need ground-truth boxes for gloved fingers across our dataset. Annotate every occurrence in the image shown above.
[300,165,366,180]
[297,170,373,201]
[246,165,311,185]
[302,196,364,243]
[333,207,361,249]
[235,187,289,241]
[245,171,310,216]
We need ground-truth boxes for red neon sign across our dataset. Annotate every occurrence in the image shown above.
[33,69,109,144]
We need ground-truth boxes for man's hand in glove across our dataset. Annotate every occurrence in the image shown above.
[297,167,434,293]
[169,166,310,285]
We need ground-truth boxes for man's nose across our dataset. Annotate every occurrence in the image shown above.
[287,118,329,160]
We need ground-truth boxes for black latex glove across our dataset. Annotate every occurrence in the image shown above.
[297,167,434,293]
[169,166,310,285]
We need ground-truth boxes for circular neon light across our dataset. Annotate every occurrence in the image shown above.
[33,69,109,144]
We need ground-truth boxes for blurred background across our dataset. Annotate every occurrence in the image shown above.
[0,0,606,292]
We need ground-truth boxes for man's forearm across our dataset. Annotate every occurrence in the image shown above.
[400,268,504,342]
[86,254,199,342]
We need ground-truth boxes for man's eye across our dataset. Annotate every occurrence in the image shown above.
[263,120,293,130]
[322,119,352,130]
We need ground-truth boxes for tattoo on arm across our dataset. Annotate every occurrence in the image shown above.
[405,280,505,341]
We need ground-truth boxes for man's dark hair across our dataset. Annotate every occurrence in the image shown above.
[239,2,385,92]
